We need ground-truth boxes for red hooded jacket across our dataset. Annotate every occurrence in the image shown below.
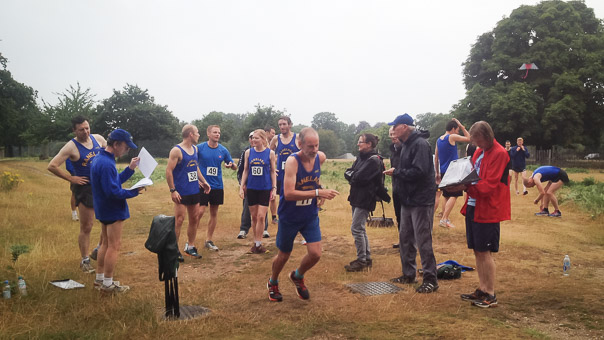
[461,140,511,223]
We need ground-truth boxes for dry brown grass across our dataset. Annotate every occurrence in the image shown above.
[0,159,603,339]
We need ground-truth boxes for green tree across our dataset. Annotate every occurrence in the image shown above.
[415,112,452,148]
[92,84,180,142]
[35,83,96,143]
[455,0,604,149]
[0,65,41,155]
[311,112,340,131]
[317,129,340,158]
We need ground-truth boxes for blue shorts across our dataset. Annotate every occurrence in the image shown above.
[276,217,321,253]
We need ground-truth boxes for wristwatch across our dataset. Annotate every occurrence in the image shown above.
[170,188,176,193]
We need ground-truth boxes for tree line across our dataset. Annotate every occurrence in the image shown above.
[2,1,602,159]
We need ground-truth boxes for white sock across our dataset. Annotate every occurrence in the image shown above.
[187,244,195,250]
[255,241,261,247]
[82,256,90,263]
[103,277,113,287]
[96,273,104,281]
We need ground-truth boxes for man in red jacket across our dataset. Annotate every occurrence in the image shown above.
[448,121,510,308]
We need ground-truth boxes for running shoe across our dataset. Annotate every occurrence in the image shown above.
[89,247,99,261]
[205,240,219,251]
[177,251,184,263]
[288,271,310,300]
[267,279,283,302]
[535,209,549,216]
[72,211,79,221]
[392,243,400,249]
[439,219,455,228]
[300,239,307,245]
[101,282,130,294]
[523,190,529,195]
[272,217,278,224]
[262,230,270,238]
[184,246,202,259]
[416,282,439,293]
[250,245,269,254]
[460,288,488,302]
[473,293,498,308]
[548,210,562,218]
[390,275,417,284]
[344,259,369,272]
[94,280,119,290]
[237,231,247,239]
[80,260,95,273]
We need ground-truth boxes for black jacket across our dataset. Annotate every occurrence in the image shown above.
[393,129,436,207]
[346,150,382,211]
[237,147,249,184]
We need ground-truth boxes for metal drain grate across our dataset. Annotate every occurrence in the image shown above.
[346,281,403,296]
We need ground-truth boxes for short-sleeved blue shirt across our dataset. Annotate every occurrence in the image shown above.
[196,142,234,190]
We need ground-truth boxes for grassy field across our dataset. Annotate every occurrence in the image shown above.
[1,159,603,339]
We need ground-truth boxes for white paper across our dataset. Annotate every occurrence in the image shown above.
[439,157,480,188]
[138,147,158,179]
[127,177,153,190]
[50,279,85,289]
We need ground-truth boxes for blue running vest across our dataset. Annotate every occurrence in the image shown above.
[247,148,272,190]
[532,166,560,182]
[436,134,458,175]
[278,153,321,223]
[276,133,299,183]
[173,145,201,196]
[71,135,102,177]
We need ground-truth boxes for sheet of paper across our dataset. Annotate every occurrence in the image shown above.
[127,177,153,190]
[50,279,85,289]
[138,147,158,179]
[439,157,480,188]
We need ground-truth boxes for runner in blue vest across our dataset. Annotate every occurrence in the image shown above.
[523,166,568,217]
[239,129,276,254]
[197,125,237,251]
[90,128,142,294]
[166,124,211,261]
[269,116,300,235]
[267,128,339,302]
[48,116,107,273]
[434,118,470,228]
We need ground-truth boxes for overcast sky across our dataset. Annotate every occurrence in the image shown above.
[2,0,603,127]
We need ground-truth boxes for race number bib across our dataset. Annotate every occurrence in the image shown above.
[296,198,313,206]
[206,167,218,176]
[187,171,198,182]
[281,161,286,170]
[251,166,263,176]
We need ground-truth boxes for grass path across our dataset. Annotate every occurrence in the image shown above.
[1,159,602,339]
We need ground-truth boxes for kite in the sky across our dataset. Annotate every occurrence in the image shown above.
[518,63,539,79]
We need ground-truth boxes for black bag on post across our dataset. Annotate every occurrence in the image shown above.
[146,215,180,318]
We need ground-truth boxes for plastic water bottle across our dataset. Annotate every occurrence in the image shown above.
[563,255,571,276]
[18,276,27,296]
[3,280,10,299]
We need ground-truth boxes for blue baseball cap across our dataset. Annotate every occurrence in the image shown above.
[388,113,415,126]
[109,129,137,149]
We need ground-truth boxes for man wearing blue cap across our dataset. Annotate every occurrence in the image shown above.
[384,113,439,293]
[90,128,142,294]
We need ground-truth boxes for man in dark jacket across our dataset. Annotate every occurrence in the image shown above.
[384,114,438,293]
